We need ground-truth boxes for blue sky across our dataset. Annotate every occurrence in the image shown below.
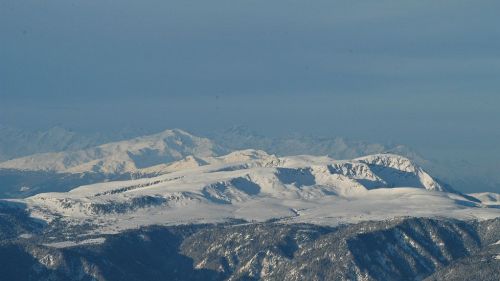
[1,0,500,188]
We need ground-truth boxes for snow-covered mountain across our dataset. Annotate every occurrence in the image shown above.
[0,125,105,162]
[0,129,225,175]
[210,126,500,194]
[3,126,498,196]
[17,151,499,235]
[210,125,406,160]
[2,150,500,280]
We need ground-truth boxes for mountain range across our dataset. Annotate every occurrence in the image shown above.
[0,128,499,280]
[2,125,494,193]
[0,129,223,174]
[9,150,499,235]
[0,126,103,162]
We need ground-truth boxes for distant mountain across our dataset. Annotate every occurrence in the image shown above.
[209,126,436,175]
[209,126,500,193]
[0,129,227,198]
[1,141,499,281]
[19,151,498,235]
[0,125,106,162]
[1,126,498,198]
[209,125,398,160]
[1,150,498,280]
[0,125,169,162]
[0,129,225,174]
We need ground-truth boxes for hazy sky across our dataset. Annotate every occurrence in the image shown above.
[1,0,500,173]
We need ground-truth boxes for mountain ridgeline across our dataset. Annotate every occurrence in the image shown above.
[0,128,499,281]
[0,127,497,197]
[0,129,224,198]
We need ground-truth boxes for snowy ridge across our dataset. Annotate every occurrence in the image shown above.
[17,151,499,234]
[2,126,499,196]
[469,192,500,206]
[355,154,447,191]
[0,129,224,174]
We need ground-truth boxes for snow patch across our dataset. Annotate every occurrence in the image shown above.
[44,238,106,248]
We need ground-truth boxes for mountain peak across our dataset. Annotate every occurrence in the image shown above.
[355,153,448,192]
[0,129,223,174]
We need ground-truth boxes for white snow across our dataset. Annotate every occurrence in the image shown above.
[468,192,500,206]
[0,129,223,174]
[43,238,106,248]
[13,151,500,235]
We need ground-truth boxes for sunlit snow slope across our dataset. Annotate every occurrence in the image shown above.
[18,151,500,234]
[0,129,224,174]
